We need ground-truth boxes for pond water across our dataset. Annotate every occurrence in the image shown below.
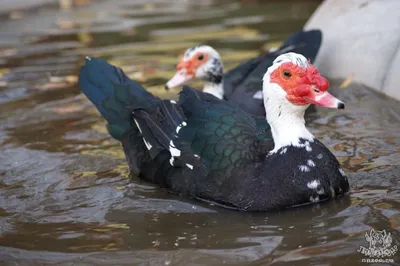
[0,0,399,265]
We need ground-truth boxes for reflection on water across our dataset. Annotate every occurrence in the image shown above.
[0,0,399,265]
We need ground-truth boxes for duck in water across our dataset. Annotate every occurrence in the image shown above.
[78,52,349,211]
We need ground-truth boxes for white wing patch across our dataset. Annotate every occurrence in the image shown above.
[307,180,320,189]
[134,119,143,134]
[169,140,181,166]
[279,147,287,155]
[305,144,312,152]
[134,119,152,150]
[307,159,315,167]
[252,90,263,99]
[338,167,346,177]
[307,180,324,197]
[299,165,310,172]
[143,138,152,150]
[299,141,312,152]
[175,121,187,134]
[170,121,191,166]
[169,121,190,167]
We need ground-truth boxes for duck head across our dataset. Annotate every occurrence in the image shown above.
[165,45,224,99]
[263,52,344,111]
[263,52,345,153]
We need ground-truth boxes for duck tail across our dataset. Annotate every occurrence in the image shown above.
[78,57,157,141]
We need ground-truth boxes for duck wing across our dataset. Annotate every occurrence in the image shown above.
[132,86,273,187]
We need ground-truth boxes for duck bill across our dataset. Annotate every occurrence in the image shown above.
[305,91,345,109]
[165,70,193,90]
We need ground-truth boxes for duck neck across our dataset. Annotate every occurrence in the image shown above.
[203,57,224,99]
[264,85,314,153]
[203,80,224,99]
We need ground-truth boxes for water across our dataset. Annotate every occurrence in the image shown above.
[0,0,399,265]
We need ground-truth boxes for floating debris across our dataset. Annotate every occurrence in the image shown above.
[339,75,354,89]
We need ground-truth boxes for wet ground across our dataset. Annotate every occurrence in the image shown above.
[0,0,399,265]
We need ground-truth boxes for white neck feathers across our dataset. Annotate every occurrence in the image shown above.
[203,81,224,99]
[264,85,314,154]
[263,62,314,154]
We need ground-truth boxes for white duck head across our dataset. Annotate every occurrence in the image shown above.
[165,45,224,99]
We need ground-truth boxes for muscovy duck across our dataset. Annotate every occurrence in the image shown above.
[78,52,349,211]
[165,29,322,116]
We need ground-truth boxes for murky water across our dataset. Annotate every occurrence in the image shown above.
[1,0,399,265]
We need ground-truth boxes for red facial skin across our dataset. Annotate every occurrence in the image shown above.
[269,62,329,106]
[177,52,209,76]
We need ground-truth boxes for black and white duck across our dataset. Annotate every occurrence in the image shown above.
[165,29,322,116]
[78,52,349,211]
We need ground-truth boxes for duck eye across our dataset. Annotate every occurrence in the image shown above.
[197,54,204,61]
[283,70,291,78]
[314,88,320,93]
